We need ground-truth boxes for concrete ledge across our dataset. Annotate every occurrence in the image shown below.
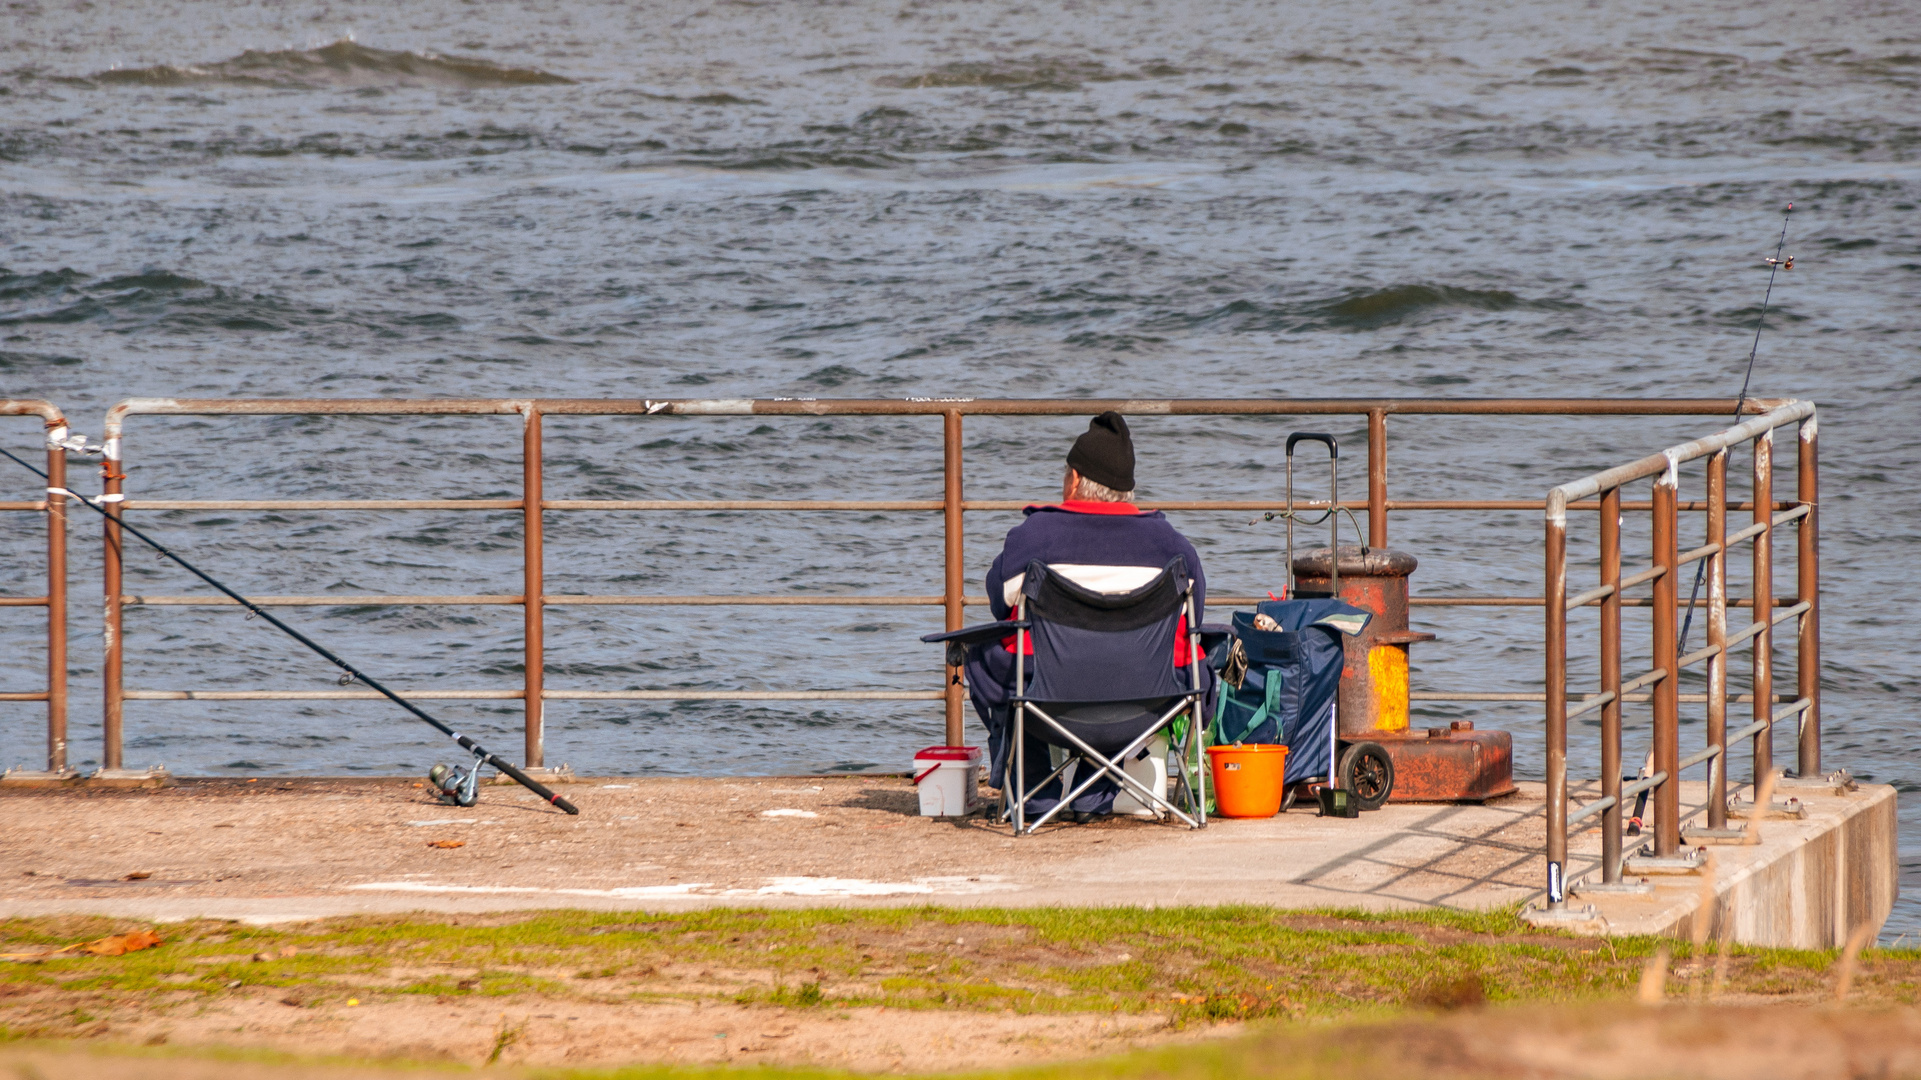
[1565,779,1896,948]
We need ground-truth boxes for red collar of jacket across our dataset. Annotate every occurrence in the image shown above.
[1023,500,1145,516]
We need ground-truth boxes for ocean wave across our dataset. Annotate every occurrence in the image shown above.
[0,266,472,338]
[1319,284,1573,328]
[1152,285,1576,334]
[874,57,1170,91]
[0,349,83,369]
[87,39,573,90]
[671,150,909,171]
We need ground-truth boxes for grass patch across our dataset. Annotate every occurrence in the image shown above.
[1,905,1917,1037]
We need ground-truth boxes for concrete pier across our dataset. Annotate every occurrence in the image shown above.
[1563,776,1898,948]
[0,776,1893,947]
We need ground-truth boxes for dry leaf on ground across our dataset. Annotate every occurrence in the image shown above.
[427,839,465,849]
[1,929,164,962]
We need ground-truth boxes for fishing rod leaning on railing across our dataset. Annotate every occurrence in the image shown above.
[0,440,579,815]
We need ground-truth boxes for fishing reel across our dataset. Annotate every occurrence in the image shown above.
[426,750,487,807]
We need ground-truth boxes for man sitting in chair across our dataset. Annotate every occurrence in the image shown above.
[965,411,1206,822]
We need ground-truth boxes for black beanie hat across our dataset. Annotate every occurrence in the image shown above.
[1067,411,1135,493]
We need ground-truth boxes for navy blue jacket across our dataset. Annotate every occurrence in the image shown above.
[985,502,1206,625]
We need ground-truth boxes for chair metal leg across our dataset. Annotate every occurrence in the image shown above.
[1013,703,1025,836]
[1020,698,1204,831]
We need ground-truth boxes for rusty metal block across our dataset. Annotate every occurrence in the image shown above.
[1370,722,1515,802]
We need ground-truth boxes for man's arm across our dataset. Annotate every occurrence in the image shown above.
[1181,535,1206,624]
[985,551,1010,621]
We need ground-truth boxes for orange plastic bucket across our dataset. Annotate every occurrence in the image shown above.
[1206,744,1290,818]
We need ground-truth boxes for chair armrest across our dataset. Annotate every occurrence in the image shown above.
[920,620,1027,647]
[1197,623,1232,652]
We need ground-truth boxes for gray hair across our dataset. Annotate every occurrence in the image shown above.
[1068,468,1134,503]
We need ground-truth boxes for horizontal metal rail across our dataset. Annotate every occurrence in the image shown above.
[126,499,524,511]
[115,592,1798,609]
[117,496,1813,514]
[1413,691,1785,704]
[124,688,941,702]
[90,395,1804,784]
[105,398,1793,424]
[1568,694,1817,831]
[125,690,525,701]
[1569,769,1670,826]
[547,690,942,701]
[1544,400,1819,911]
[1,400,68,774]
[1676,600,1814,671]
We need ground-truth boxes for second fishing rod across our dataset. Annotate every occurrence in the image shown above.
[0,441,578,815]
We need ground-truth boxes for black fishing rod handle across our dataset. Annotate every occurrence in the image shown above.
[493,756,580,814]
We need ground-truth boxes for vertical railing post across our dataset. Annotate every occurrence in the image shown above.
[1367,409,1387,548]
[1796,415,1820,776]
[1751,431,1774,786]
[523,407,544,768]
[45,434,67,774]
[1543,493,1569,908]
[1705,449,1729,830]
[101,430,125,770]
[1651,468,1681,858]
[942,410,964,747]
[1598,486,1624,881]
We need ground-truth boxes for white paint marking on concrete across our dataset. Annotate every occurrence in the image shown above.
[762,808,818,818]
[348,882,713,897]
[344,875,1019,900]
[736,876,1021,897]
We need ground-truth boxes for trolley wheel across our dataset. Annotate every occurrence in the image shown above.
[1338,742,1394,811]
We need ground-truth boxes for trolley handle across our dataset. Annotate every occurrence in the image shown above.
[1285,432,1338,460]
[1283,432,1341,600]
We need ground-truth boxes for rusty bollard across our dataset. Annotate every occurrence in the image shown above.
[1293,545,1515,802]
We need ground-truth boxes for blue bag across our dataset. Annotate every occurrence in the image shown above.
[1210,598,1370,784]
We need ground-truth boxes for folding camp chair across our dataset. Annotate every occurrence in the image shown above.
[925,557,1209,835]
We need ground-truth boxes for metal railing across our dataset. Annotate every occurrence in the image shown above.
[1541,400,1818,911]
[0,400,71,777]
[77,396,1797,773]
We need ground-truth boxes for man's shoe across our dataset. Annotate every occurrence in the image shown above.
[1071,810,1105,824]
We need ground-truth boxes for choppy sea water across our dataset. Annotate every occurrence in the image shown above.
[1,0,1916,934]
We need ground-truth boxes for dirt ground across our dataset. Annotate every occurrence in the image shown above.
[0,775,1132,913]
[0,990,1205,1072]
[0,773,1564,922]
[4,1002,1921,1078]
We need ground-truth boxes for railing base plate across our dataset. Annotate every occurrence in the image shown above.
[1728,797,1807,820]
[0,768,81,788]
[1683,825,1750,843]
[1778,769,1857,793]
[1521,902,1603,928]
[1575,878,1654,896]
[86,767,173,788]
[1624,848,1707,875]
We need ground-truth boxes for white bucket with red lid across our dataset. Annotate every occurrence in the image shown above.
[913,745,981,817]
